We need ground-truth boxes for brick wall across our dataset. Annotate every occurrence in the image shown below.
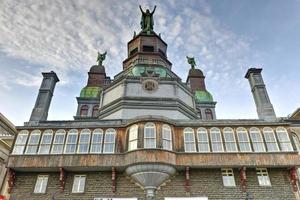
[9,168,296,200]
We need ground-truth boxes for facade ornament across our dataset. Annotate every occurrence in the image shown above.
[289,167,298,192]
[186,56,196,69]
[7,168,16,193]
[97,51,107,66]
[59,167,67,192]
[139,5,156,32]
[239,167,247,192]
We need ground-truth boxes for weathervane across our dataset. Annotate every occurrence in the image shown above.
[186,56,196,69]
[97,51,107,66]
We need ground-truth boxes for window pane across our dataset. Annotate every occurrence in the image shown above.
[162,125,172,150]
[144,123,156,148]
[276,128,293,151]
[210,128,223,152]
[263,128,279,152]
[34,175,48,193]
[103,129,116,153]
[78,129,91,153]
[72,175,86,193]
[25,130,41,154]
[90,129,103,153]
[129,125,139,151]
[237,128,251,152]
[224,128,237,152]
[12,131,29,154]
[64,129,78,154]
[184,128,196,152]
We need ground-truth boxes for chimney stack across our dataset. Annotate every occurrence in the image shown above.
[245,68,276,121]
[29,71,59,122]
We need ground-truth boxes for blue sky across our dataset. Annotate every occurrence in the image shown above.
[0,0,299,125]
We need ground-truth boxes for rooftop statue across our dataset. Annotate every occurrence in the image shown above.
[186,56,196,69]
[139,5,156,32]
[97,51,107,66]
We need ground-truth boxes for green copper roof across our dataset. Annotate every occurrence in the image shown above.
[194,90,213,103]
[80,86,102,98]
[129,65,169,78]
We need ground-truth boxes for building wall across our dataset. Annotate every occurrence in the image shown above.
[10,168,295,200]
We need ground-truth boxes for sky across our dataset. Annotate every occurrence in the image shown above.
[0,0,299,126]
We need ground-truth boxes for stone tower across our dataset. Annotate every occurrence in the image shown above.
[29,71,59,122]
[245,68,276,121]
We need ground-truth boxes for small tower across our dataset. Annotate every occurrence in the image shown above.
[29,71,59,122]
[186,57,216,120]
[245,68,276,121]
[75,52,110,119]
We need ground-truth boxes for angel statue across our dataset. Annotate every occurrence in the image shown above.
[97,51,107,66]
[139,5,156,32]
[186,56,196,69]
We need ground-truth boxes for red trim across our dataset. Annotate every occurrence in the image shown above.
[112,167,116,193]
[239,167,247,192]
[185,166,190,192]
[7,168,15,194]
[290,167,298,192]
[59,167,66,192]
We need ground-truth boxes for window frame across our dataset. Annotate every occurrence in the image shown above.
[103,128,116,154]
[276,127,293,151]
[128,125,139,151]
[38,129,53,154]
[51,129,66,154]
[34,175,49,193]
[64,129,79,154]
[210,127,224,152]
[256,168,271,186]
[236,127,252,152]
[77,129,91,154]
[12,130,29,155]
[223,127,238,152]
[205,109,213,120]
[25,130,41,155]
[90,129,104,153]
[183,128,196,153]
[162,124,172,151]
[263,127,279,152]
[221,168,236,187]
[292,133,300,152]
[197,127,210,152]
[249,127,266,152]
[80,105,89,117]
[144,122,156,149]
[72,175,86,193]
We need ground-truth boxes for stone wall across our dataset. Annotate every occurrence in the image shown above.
[9,168,295,200]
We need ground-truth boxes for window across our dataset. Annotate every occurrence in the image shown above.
[210,128,223,152]
[103,129,116,153]
[256,168,271,186]
[90,129,103,153]
[72,175,86,193]
[144,123,156,148]
[51,129,66,154]
[12,130,29,154]
[205,109,213,120]
[162,124,172,150]
[263,127,279,152]
[197,128,210,152]
[38,130,53,154]
[237,127,252,152]
[276,127,293,151]
[64,129,78,154]
[223,128,237,152]
[34,175,48,193]
[25,130,41,154]
[250,127,265,152]
[77,129,91,153]
[80,105,89,117]
[184,128,196,152]
[292,134,300,152]
[128,125,139,151]
[92,105,99,117]
[143,45,154,52]
[130,47,138,56]
[222,168,236,187]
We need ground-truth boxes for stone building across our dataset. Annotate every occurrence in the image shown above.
[5,6,300,200]
[0,113,16,200]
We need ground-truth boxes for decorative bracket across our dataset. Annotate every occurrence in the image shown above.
[239,167,247,192]
[185,166,190,193]
[7,168,16,194]
[289,167,298,192]
[112,167,116,193]
[59,167,66,192]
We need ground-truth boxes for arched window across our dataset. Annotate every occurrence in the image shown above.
[263,127,279,152]
[249,127,265,152]
[92,105,99,117]
[223,127,237,152]
[292,134,300,152]
[80,105,89,117]
[128,125,139,151]
[184,128,196,152]
[276,127,293,151]
[77,129,91,153]
[51,129,66,154]
[205,109,213,120]
[38,129,53,154]
[90,129,103,153]
[210,127,224,152]
[103,128,116,153]
[12,130,29,154]
[162,124,172,150]
[25,130,41,154]
[197,128,210,152]
[236,127,251,152]
[64,129,78,154]
[144,123,156,148]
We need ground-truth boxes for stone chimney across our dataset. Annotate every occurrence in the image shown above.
[29,71,59,122]
[245,68,276,121]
